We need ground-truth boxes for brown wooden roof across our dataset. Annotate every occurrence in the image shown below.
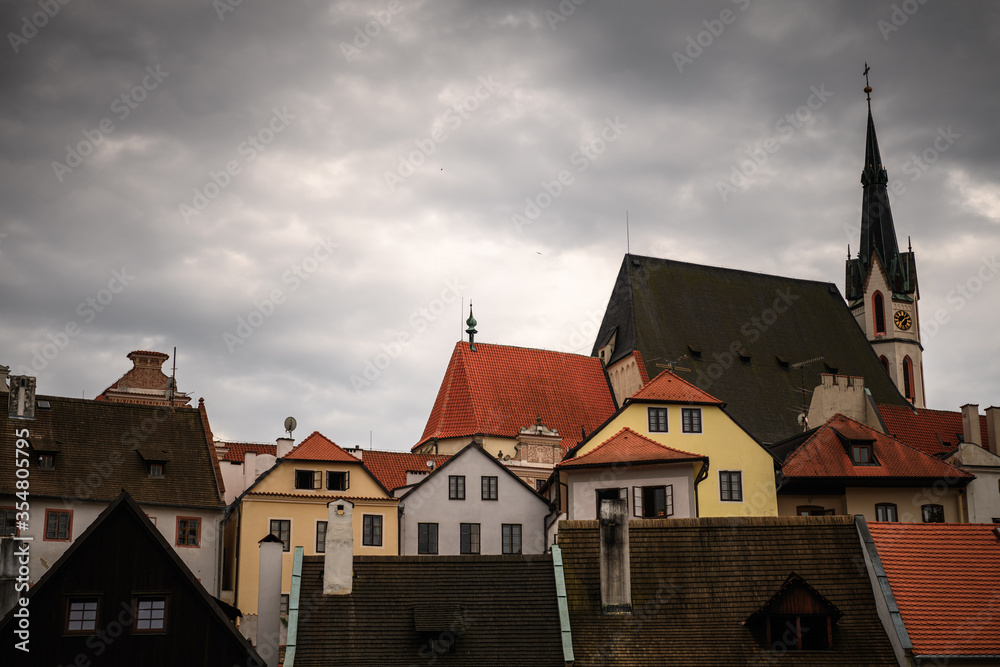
[0,393,224,508]
[293,554,565,666]
[558,515,898,666]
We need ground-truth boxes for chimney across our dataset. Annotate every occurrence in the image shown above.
[276,437,294,459]
[244,452,257,491]
[985,407,1000,456]
[256,533,284,667]
[0,365,9,391]
[961,404,982,447]
[324,499,354,595]
[598,499,632,615]
[7,376,36,420]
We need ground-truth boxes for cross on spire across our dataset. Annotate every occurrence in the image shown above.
[863,62,873,103]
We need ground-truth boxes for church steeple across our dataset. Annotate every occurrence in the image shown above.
[844,65,924,408]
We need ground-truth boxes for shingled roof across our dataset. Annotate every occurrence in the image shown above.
[361,450,451,491]
[626,368,722,405]
[415,341,617,452]
[868,522,1000,659]
[878,404,990,456]
[773,414,973,489]
[0,392,224,508]
[218,440,277,463]
[558,515,898,666]
[292,554,565,666]
[592,254,910,444]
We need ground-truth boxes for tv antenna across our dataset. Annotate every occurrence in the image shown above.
[790,357,824,429]
[654,354,691,373]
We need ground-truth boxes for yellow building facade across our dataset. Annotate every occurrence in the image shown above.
[567,371,779,517]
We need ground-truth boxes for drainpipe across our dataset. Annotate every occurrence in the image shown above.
[693,460,710,518]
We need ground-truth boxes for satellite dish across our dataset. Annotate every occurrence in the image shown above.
[796,413,808,428]
[284,416,297,437]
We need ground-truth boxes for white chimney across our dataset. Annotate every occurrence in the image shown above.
[324,499,354,595]
[243,452,257,491]
[276,437,294,459]
[985,407,1000,456]
[961,404,982,447]
[599,498,632,615]
[256,534,284,667]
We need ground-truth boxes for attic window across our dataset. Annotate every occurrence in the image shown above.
[687,345,703,361]
[745,574,841,652]
[295,469,322,490]
[38,454,54,470]
[776,356,790,371]
[849,444,875,466]
[148,462,164,478]
[739,351,751,366]
[37,400,50,409]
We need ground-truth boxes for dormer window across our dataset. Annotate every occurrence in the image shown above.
[38,454,54,470]
[849,444,874,465]
[744,573,841,652]
[148,462,164,478]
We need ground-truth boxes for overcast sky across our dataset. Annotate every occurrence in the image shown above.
[1,1,998,450]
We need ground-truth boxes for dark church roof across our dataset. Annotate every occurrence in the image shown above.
[592,254,910,444]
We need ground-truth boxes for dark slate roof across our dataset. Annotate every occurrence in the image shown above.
[592,254,910,444]
[558,515,898,666]
[0,491,261,666]
[293,554,565,666]
[0,392,224,508]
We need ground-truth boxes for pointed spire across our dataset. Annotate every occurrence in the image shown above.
[465,301,477,352]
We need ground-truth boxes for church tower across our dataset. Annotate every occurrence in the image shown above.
[845,67,924,407]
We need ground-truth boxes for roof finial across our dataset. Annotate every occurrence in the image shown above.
[466,300,477,352]
[863,62,872,104]
[847,244,851,261]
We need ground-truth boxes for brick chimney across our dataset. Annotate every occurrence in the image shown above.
[961,404,982,447]
[257,533,284,667]
[599,498,632,615]
[324,499,354,595]
[985,407,1000,456]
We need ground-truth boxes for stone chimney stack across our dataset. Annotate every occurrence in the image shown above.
[985,407,1000,456]
[599,498,632,615]
[324,499,354,595]
[257,533,284,667]
[961,404,982,447]
[0,365,9,391]
[7,375,36,420]
[276,437,294,459]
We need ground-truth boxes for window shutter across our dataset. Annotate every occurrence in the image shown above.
[665,484,674,517]
[345,470,350,490]
[633,486,642,517]
[313,471,322,489]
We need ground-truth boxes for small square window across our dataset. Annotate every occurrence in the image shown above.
[295,470,321,490]
[921,504,944,523]
[316,521,327,553]
[875,503,898,522]
[66,598,99,634]
[44,510,72,541]
[177,517,200,547]
[38,454,54,469]
[481,476,498,501]
[648,407,668,433]
[641,485,673,518]
[850,444,874,465]
[681,408,702,434]
[719,471,743,502]
[149,462,164,478]
[460,523,480,554]
[327,471,349,491]
[502,524,522,554]
[363,515,382,547]
[134,597,167,633]
[418,523,438,554]
[270,519,291,551]
[449,475,466,500]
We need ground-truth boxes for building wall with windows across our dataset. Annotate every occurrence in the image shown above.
[569,402,778,517]
[398,444,549,556]
[230,458,398,622]
[562,463,697,521]
[777,487,962,523]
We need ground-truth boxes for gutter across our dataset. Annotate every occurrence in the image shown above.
[855,514,912,667]
[693,459,710,517]
[283,546,304,667]
[551,545,575,665]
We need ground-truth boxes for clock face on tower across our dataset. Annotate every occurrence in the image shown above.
[894,310,912,331]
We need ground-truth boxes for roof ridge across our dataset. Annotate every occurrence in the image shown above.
[625,253,844,291]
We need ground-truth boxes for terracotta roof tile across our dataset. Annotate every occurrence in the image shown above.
[558,427,705,468]
[627,367,723,405]
[878,404,990,456]
[780,414,973,482]
[219,441,277,463]
[246,492,396,503]
[416,342,617,452]
[284,431,360,462]
[360,450,451,491]
[868,522,1000,656]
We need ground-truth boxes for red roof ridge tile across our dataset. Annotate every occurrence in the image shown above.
[559,427,705,468]
[627,368,723,405]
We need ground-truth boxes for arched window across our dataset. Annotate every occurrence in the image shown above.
[872,292,886,335]
[879,356,889,374]
[902,356,915,402]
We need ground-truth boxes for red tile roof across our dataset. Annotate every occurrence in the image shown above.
[219,441,277,463]
[878,404,990,456]
[284,431,360,462]
[246,491,397,503]
[558,427,705,468]
[632,350,650,384]
[781,414,973,481]
[416,342,617,452]
[868,522,1000,657]
[627,368,723,405]
[361,450,451,491]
